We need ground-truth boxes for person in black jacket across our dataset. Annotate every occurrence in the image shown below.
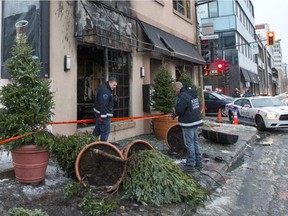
[93,77,117,141]
[233,88,241,98]
[172,82,203,172]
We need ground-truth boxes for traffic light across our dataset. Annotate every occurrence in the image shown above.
[217,62,223,73]
[211,40,219,62]
[201,40,211,62]
[223,60,229,73]
[225,72,230,83]
[267,31,275,46]
[203,64,210,76]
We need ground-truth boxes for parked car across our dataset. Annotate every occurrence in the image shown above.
[225,96,288,131]
[275,92,288,105]
[204,90,234,116]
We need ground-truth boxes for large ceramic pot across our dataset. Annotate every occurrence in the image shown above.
[165,124,186,154]
[152,116,178,140]
[11,145,49,184]
[121,140,154,159]
[75,141,125,193]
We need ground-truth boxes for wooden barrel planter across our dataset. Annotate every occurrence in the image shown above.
[121,140,154,159]
[11,145,49,184]
[75,142,125,193]
[165,124,186,155]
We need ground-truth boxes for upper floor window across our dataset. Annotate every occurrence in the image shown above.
[1,0,49,78]
[208,1,218,17]
[173,0,191,19]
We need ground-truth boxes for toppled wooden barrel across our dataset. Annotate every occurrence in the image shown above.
[165,124,186,154]
[75,142,125,193]
[201,128,239,145]
[122,140,154,159]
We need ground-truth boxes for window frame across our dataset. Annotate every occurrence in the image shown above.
[1,0,49,79]
[108,50,130,118]
[173,0,191,20]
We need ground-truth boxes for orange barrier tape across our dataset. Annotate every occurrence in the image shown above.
[0,114,170,145]
[112,114,170,122]
[201,104,207,113]
[49,119,95,125]
[0,129,45,146]
[49,114,170,125]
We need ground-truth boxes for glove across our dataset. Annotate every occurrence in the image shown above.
[171,112,177,120]
[113,95,118,103]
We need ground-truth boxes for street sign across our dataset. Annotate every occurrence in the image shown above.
[210,70,219,75]
[250,42,259,54]
[201,34,219,40]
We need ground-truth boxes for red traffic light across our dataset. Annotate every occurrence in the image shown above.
[217,63,223,72]
[267,31,275,46]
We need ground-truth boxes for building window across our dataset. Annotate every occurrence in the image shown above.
[208,1,218,17]
[173,0,191,19]
[223,32,236,48]
[108,50,130,118]
[1,0,49,78]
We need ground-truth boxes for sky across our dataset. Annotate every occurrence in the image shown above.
[253,0,288,64]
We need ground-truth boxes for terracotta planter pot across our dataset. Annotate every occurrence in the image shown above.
[75,141,125,193]
[153,116,178,140]
[11,145,49,184]
[121,140,154,159]
[165,124,186,154]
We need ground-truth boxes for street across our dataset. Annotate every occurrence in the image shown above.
[196,129,288,216]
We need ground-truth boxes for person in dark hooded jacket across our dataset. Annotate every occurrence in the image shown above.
[93,77,117,141]
[172,82,203,172]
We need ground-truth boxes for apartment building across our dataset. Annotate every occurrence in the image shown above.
[0,1,204,141]
[273,41,285,93]
[283,63,288,91]
[198,0,258,96]
[256,23,278,95]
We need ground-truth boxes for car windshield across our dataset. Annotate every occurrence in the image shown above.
[220,94,234,100]
[210,92,226,100]
[251,98,286,108]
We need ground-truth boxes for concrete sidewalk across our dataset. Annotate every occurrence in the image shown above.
[0,120,258,215]
[0,120,258,187]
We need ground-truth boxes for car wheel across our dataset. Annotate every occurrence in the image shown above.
[228,110,234,123]
[221,107,227,117]
[256,115,266,131]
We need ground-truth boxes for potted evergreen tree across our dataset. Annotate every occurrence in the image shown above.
[150,63,177,140]
[0,29,54,183]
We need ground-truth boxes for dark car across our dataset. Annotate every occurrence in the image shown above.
[204,90,234,116]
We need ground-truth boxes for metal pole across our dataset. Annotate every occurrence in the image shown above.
[195,4,205,117]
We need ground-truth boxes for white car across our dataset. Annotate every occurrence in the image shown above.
[225,96,288,131]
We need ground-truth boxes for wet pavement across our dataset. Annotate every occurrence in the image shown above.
[0,119,258,215]
[195,129,288,215]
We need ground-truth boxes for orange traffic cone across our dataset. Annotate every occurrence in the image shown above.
[233,110,239,125]
[216,108,222,123]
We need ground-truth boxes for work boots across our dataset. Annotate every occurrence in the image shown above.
[195,162,203,170]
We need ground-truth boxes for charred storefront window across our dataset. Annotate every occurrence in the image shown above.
[108,50,130,118]
[1,0,49,78]
[76,0,133,121]
[77,46,130,121]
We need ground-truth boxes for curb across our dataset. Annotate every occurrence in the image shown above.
[196,131,258,190]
